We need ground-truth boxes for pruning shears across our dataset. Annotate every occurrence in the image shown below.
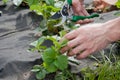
[51,0,99,26]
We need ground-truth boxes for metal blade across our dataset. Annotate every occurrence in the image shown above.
[51,11,62,19]
[61,4,69,16]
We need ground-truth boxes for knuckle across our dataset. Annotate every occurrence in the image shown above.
[64,34,70,39]
[73,29,79,34]
[73,48,79,53]
[67,42,73,48]
[71,49,77,54]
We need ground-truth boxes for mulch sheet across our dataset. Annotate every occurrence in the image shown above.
[0,1,119,80]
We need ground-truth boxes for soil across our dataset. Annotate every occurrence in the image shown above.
[0,0,120,80]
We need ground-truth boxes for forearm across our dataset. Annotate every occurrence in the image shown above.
[105,17,120,42]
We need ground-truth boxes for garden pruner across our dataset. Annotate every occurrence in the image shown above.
[51,0,99,26]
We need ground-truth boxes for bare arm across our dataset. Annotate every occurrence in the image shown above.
[105,17,120,42]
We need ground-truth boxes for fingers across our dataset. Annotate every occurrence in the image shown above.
[76,50,92,59]
[95,4,105,10]
[61,37,82,53]
[72,3,88,16]
[72,4,84,16]
[81,6,89,16]
[93,0,102,7]
[60,46,70,53]
[67,37,81,48]
[63,29,79,40]
[72,0,85,16]
[93,0,109,12]
[67,44,86,56]
[76,7,84,16]
[61,42,93,59]
[76,19,94,24]
[72,0,89,16]
[60,29,80,53]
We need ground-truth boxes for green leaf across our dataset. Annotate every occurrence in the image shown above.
[30,4,43,15]
[59,30,67,37]
[2,0,8,3]
[60,39,68,48]
[54,41,61,50]
[26,0,39,6]
[55,72,68,80]
[44,62,58,72]
[45,0,54,6]
[54,55,68,70]
[30,40,38,47]
[115,0,120,8]
[47,36,61,49]
[36,69,47,79]
[30,37,45,48]
[32,65,47,79]
[48,6,60,12]
[42,47,57,64]
[26,0,33,6]
[30,2,60,18]
[28,48,36,52]
[31,69,40,72]
[31,65,42,72]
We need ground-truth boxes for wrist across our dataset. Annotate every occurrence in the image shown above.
[104,18,120,42]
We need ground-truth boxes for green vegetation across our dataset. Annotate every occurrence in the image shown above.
[30,34,77,80]
[3,0,120,79]
[115,0,120,8]
[29,32,120,80]
[28,0,120,80]
[81,58,120,80]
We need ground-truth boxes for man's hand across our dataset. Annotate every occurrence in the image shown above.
[60,23,112,59]
[93,0,108,11]
[93,0,117,12]
[72,0,93,24]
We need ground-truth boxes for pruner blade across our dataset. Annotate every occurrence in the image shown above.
[50,11,62,19]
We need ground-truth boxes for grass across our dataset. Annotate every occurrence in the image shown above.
[80,42,120,80]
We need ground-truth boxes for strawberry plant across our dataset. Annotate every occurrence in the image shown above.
[30,34,120,80]
[29,31,78,79]
[28,0,68,35]
[25,0,77,35]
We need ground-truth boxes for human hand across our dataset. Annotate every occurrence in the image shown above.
[60,23,112,59]
[93,0,117,12]
[72,0,93,24]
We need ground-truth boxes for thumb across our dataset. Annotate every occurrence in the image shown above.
[72,0,83,15]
